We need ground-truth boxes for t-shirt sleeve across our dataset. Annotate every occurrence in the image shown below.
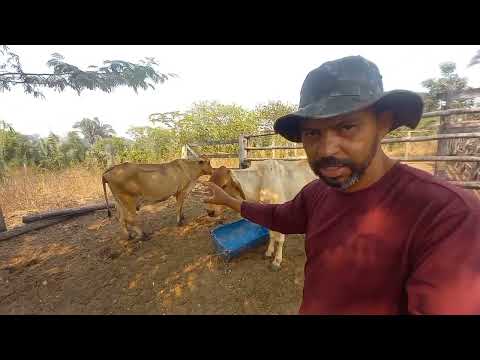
[240,185,312,235]
[406,205,480,315]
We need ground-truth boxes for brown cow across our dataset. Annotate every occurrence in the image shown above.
[103,158,213,240]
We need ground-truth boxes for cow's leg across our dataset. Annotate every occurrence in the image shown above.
[117,206,130,239]
[175,182,195,226]
[110,192,130,239]
[264,231,276,258]
[270,231,286,271]
[117,194,145,240]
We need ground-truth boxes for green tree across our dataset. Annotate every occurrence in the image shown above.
[73,117,115,146]
[251,101,298,148]
[149,111,184,129]
[60,131,88,165]
[38,132,64,169]
[253,101,297,132]
[177,102,259,144]
[86,136,132,168]
[0,120,16,175]
[421,62,474,112]
[0,46,176,98]
[127,126,177,162]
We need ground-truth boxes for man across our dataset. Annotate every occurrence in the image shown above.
[204,55,480,315]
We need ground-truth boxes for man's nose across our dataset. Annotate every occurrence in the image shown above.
[319,130,341,157]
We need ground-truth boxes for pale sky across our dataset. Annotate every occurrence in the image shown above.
[1,45,479,139]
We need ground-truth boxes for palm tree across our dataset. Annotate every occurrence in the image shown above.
[73,117,116,146]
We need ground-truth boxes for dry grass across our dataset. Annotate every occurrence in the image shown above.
[1,166,105,228]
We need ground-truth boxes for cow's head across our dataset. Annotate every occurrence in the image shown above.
[197,157,214,175]
[206,166,246,217]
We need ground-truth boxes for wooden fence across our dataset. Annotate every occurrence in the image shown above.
[182,108,480,191]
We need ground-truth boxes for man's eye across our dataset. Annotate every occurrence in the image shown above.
[341,124,356,131]
[304,130,320,137]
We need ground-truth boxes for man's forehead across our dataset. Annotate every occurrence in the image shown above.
[301,109,372,130]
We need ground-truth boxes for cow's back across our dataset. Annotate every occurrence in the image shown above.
[103,160,187,199]
[250,159,316,203]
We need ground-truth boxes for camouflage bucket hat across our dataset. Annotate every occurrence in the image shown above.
[274,56,424,143]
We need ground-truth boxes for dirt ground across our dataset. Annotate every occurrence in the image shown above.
[1,162,476,315]
[0,187,306,315]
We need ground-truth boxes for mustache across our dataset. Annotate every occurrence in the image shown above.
[310,157,355,169]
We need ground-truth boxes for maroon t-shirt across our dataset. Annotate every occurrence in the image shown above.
[241,162,480,314]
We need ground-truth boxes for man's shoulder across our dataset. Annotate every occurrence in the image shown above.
[297,178,329,207]
[301,178,327,194]
[396,163,480,213]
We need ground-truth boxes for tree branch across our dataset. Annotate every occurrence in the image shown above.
[1,80,30,84]
[0,72,73,77]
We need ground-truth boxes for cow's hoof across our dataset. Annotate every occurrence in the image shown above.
[270,262,281,272]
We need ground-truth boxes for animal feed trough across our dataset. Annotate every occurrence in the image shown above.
[210,219,270,260]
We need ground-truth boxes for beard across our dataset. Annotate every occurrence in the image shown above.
[308,138,379,191]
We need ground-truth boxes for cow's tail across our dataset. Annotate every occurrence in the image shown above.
[102,175,112,218]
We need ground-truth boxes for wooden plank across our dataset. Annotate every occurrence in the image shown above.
[392,156,480,162]
[246,145,304,150]
[247,156,480,163]
[448,181,480,189]
[422,108,480,118]
[190,139,238,146]
[246,132,276,139]
[202,153,238,159]
[244,109,480,139]
[22,203,115,224]
[246,132,480,148]
[247,157,307,161]
[381,132,480,144]
[0,216,75,242]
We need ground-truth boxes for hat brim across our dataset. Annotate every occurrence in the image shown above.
[273,90,424,143]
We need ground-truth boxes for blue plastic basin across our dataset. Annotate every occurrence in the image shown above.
[211,218,270,260]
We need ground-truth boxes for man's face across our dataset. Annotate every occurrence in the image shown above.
[300,108,383,191]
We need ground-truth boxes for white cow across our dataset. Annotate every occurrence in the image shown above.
[205,159,317,270]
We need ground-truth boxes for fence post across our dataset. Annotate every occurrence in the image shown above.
[0,205,7,233]
[186,144,200,159]
[405,131,411,158]
[239,135,248,169]
[181,145,188,159]
[272,137,277,159]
